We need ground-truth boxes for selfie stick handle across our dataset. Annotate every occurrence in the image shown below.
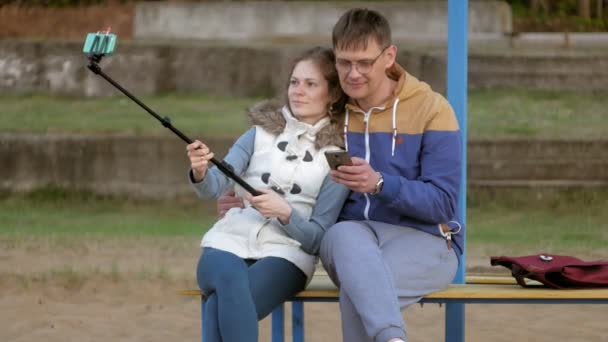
[86,55,260,196]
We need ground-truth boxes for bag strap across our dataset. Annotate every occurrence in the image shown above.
[510,264,533,287]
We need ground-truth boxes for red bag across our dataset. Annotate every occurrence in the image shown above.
[490,254,608,289]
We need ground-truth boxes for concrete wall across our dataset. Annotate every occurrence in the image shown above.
[469,53,608,92]
[0,41,295,97]
[0,133,232,199]
[1,134,606,199]
[134,1,512,42]
[3,40,608,97]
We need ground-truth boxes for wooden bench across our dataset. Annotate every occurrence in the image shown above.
[180,272,608,342]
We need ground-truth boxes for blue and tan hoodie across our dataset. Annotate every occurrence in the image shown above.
[339,63,464,256]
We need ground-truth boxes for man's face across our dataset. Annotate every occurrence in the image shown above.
[334,39,394,103]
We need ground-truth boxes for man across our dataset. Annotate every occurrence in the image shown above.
[318,8,463,342]
[217,8,464,342]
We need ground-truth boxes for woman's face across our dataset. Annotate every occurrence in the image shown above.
[288,60,332,125]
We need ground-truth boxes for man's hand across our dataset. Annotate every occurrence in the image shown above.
[330,157,381,193]
[217,188,244,218]
[245,188,293,225]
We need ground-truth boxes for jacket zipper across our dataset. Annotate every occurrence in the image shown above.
[363,110,372,220]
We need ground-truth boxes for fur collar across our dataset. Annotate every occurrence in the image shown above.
[247,100,344,149]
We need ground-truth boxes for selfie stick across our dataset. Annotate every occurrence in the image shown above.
[84,34,260,196]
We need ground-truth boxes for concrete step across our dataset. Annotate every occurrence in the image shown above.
[468,140,608,161]
[2,134,606,199]
[469,160,608,180]
[470,179,608,189]
[468,180,608,204]
[3,40,608,98]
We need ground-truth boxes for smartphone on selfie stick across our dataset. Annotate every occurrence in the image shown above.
[83,30,260,196]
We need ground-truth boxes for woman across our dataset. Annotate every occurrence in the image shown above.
[186,47,350,342]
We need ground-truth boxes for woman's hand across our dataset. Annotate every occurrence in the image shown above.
[187,140,215,182]
[246,188,293,224]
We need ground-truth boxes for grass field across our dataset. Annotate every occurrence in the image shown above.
[1,89,607,139]
[0,94,259,137]
[2,188,607,258]
[0,189,212,238]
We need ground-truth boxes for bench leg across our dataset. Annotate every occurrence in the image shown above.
[201,298,206,342]
[445,303,465,342]
[292,301,304,342]
[271,304,285,342]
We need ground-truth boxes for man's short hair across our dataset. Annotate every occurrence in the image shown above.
[332,8,392,51]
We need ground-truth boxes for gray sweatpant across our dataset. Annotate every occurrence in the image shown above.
[320,220,458,342]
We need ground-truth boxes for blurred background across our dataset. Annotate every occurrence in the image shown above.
[1,1,607,341]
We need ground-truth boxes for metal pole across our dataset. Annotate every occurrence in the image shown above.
[446,1,468,342]
[292,301,305,342]
[271,304,285,342]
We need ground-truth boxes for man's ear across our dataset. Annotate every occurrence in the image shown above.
[384,45,398,68]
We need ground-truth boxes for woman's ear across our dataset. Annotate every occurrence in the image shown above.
[331,85,346,103]
[328,91,341,113]
[329,89,347,115]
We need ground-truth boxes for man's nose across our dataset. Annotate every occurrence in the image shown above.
[347,64,363,78]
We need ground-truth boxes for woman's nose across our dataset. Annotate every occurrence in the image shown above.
[292,84,304,94]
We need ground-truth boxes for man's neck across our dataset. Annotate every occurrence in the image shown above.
[355,77,397,112]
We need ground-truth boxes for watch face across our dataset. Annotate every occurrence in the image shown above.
[376,179,384,193]
[370,175,383,195]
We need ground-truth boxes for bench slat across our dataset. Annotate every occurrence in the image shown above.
[180,283,608,300]
[425,284,608,300]
[302,274,529,291]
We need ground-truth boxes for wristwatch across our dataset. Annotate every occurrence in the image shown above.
[369,173,384,195]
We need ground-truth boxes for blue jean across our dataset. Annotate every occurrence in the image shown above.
[196,247,307,342]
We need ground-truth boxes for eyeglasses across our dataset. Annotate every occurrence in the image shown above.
[335,46,389,74]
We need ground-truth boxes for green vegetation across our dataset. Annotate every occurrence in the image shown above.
[1,89,607,139]
[507,0,608,32]
[468,189,608,255]
[2,188,607,256]
[0,94,258,137]
[0,188,215,237]
[468,89,608,139]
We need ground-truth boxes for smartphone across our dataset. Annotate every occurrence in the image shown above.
[83,32,117,56]
[324,150,352,170]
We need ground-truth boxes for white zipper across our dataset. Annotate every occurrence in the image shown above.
[352,106,384,220]
[363,110,372,220]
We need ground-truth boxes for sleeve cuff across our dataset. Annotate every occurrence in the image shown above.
[188,169,202,184]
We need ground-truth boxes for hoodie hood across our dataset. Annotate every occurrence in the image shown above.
[342,63,439,156]
[345,63,430,112]
[247,100,344,150]
[387,63,432,103]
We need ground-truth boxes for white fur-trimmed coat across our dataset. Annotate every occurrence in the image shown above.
[201,102,343,280]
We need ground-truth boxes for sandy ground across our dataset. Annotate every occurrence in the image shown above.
[1,236,607,342]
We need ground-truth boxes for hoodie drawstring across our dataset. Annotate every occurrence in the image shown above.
[391,98,400,156]
[343,108,350,152]
[344,98,400,156]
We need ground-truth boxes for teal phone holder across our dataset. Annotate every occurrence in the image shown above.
[83,32,117,60]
